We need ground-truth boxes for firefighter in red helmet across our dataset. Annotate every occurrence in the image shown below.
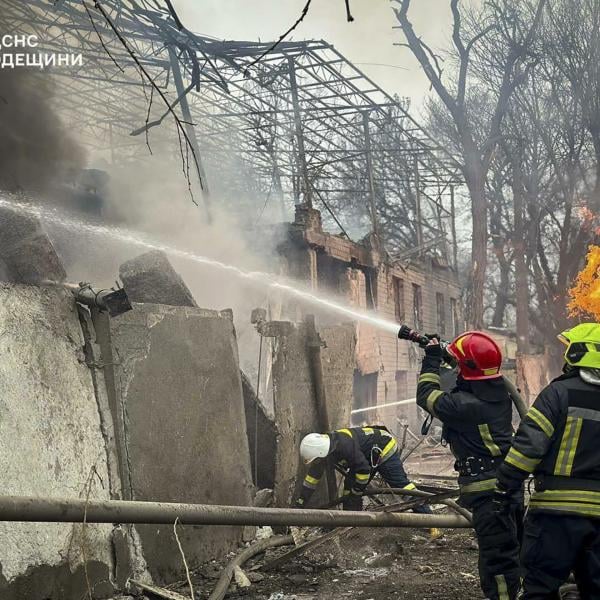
[416,331,523,600]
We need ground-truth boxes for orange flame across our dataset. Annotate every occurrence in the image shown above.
[568,245,600,319]
[577,206,600,236]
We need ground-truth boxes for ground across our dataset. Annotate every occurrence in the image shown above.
[165,526,482,600]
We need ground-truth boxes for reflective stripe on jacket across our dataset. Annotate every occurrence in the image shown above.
[416,353,513,500]
[300,426,398,504]
[497,370,600,518]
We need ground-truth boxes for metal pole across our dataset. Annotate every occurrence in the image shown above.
[362,112,380,243]
[168,47,212,221]
[288,57,311,208]
[0,496,471,528]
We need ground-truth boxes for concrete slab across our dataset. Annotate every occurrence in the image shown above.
[97,303,253,584]
[270,321,356,508]
[0,284,114,599]
[271,323,318,507]
[119,251,197,308]
[320,323,356,428]
[0,207,66,284]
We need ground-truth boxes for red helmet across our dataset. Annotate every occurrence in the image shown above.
[447,331,502,380]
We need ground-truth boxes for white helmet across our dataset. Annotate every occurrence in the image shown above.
[300,433,331,464]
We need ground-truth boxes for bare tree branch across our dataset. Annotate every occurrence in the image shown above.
[244,0,313,74]
[90,0,205,202]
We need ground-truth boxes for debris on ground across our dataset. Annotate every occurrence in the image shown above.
[167,527,480,600]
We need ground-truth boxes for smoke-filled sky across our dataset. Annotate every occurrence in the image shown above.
[175,0,482,110]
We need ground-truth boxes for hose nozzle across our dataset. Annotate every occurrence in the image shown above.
[398,324,430,347]
[398,325,456,366]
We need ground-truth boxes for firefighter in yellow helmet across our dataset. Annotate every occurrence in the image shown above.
[495,323,600,599]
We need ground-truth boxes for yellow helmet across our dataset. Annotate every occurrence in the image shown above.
[558,323,600,369]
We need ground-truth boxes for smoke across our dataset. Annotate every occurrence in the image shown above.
[46,152,284,375]
[0,68,85,192]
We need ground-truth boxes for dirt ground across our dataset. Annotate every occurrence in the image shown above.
[167,526,483,600]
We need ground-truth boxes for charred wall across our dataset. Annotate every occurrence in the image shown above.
[270,320,356,508]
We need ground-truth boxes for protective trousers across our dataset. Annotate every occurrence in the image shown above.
[341,452,432,514]
[471,496,522,600]
[376,452,432,515]
[520,512,600,599]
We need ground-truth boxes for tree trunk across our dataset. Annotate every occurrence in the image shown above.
[490,246,510,328]
[466,169,488,329]
[513,157,530,354]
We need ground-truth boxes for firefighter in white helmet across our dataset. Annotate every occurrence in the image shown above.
[296,425,440,538]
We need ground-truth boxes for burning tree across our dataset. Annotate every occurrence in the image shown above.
[568,245,600,321]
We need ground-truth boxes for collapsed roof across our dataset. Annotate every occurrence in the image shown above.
[1,0,462,260]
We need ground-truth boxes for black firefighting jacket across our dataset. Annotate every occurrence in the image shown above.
[298,426,398,506]
[416,346,513,504]
[497,369,600,519]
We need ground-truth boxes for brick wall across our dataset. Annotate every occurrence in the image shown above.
[281,209,463,436]
[350,262,463,433]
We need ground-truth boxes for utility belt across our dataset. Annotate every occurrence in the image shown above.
[534,474,600,493]
[455,455,503,477]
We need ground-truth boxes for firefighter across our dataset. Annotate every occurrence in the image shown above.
[295,425,441,538]
[495,323,600,599]
[416,331,522,600]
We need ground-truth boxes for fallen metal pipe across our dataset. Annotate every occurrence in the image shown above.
[325,488,472,523]
[0,496,471,528]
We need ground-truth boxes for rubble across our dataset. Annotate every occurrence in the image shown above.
[119,250,198,307]
[129,581,189,600]
[167,528,481,599]
[0,206,66,283]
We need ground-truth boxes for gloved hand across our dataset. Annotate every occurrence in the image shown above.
[424,338,442,358]
[424,333,440,342]
[294,497,307,509]
[493,485,517,516]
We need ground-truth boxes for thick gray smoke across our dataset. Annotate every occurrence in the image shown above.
[0,68,85,191]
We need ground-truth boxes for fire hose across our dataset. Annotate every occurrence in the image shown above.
[397,325,527,419]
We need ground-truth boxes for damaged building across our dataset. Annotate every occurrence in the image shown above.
[0,206,360,597]
[280,205,462,434]
[0,1,472,598]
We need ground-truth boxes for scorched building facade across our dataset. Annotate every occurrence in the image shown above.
[279,205,463,434]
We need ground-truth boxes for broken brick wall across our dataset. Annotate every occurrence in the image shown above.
[280,208,464,440]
